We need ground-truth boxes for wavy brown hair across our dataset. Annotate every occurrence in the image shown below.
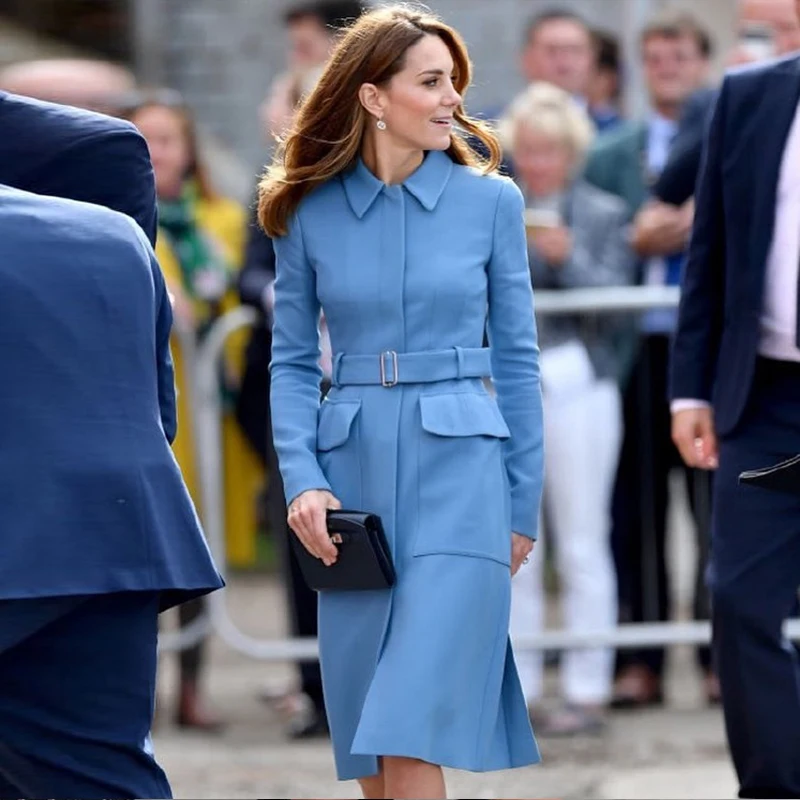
[258,4,501,237]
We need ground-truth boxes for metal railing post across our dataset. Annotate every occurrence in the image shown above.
[182,284,790,659]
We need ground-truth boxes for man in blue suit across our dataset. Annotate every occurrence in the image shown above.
[670,3,800,793]
[0,186,223,798]
[0,89,157,244]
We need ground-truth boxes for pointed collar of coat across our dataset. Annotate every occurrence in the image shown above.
[342,149,453,218]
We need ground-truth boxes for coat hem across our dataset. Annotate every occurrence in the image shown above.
[341,743,540,780]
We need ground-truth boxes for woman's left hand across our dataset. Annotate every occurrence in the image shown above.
[511,532,534,576]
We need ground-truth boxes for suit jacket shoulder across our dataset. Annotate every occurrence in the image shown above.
[0,92,157,244]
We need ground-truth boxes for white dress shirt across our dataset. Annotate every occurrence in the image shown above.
[673,100,800,413]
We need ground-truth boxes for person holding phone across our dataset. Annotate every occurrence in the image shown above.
[501,81,635,736]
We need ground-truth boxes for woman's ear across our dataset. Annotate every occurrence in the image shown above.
[358,82,385,122]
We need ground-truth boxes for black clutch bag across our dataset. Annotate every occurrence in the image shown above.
[739,454,800,497]
[290,510,395,591]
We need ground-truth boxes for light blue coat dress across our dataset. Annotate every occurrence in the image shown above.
[270,149,544,780]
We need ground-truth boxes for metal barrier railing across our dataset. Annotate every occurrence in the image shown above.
[162,285,800,658]
[158,319,213,653]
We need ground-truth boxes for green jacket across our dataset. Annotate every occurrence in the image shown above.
[583,121,649,218]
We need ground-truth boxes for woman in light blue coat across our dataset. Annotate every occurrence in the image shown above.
[259,7,544,799]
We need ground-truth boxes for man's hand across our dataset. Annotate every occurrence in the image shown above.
[631,200,693,257]
[672,406,719,470]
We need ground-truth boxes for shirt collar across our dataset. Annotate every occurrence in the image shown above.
[648,111,678,141]
[342,149,453,218]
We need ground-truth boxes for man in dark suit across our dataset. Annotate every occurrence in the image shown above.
[0,186,223,798]
[670,4,800,790]
[0,90,157,244]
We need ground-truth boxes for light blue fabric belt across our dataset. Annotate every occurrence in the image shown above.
[332,347,492,387]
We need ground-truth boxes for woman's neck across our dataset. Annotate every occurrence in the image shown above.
[361,133,424,185]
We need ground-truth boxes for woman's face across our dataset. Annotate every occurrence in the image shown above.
[512,124,574,197]
[132,105,192,199]
[373,34,463,153]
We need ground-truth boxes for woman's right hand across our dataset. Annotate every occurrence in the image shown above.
[287,489,342,566]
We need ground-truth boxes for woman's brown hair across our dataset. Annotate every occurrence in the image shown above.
[258,4,501,237]
[123,91,217,201]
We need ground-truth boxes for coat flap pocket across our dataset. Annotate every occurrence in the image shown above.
[317,400,361,451]
[419,393,510,439]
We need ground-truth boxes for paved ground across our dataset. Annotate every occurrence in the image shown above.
[151,475,736,799]
[152,570,737,800]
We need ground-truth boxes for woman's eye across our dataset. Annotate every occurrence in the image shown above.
[424,78,438,87]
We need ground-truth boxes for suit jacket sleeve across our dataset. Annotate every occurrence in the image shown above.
[146,240,178,443]
[237,203,277,309]
[269,212,330,505]
[125,216,176,440]
[487,180,544,540]
[669,82,728,402]
[654,89,716,206]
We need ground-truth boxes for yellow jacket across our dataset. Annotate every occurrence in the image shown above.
[156,194,264,566]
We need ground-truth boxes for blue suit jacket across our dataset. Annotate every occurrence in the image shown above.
[0,187,222,608]
[670,55,800,435]
[0,91,157,244]
[653,87,716,207]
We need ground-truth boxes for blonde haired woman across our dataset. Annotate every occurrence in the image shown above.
[502,81,636,736]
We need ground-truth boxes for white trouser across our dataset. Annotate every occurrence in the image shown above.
[511,342,622,706]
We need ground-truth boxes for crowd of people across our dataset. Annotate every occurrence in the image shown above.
[3,0,800,797]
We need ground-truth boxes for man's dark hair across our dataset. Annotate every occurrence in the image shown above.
[523,8,590,48]
[640,11,714,59]
[592,29,620,73]
[284,1,367,31]
[591,28,622,99]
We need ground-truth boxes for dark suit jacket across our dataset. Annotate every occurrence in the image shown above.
[234,201,276,464]
[670,55,800,436]
[0,91,157,244]
[653,87,716,207]
[0,187,222,608]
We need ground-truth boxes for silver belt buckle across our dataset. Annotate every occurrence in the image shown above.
[380,350,399,387]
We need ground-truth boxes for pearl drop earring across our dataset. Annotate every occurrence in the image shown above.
[376,119,387,130]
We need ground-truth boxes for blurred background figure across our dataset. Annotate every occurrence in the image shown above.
[584,11,716,710]
[519,8,620,132]
[505,82,635,736]
[0,57,134,113]
[586,29,624,132]
[260,0,367,140]
[126,93,262,733]
[656,0,800,209]
[238,0,365,740]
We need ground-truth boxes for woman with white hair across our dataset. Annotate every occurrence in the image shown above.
[502,82,635,736]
